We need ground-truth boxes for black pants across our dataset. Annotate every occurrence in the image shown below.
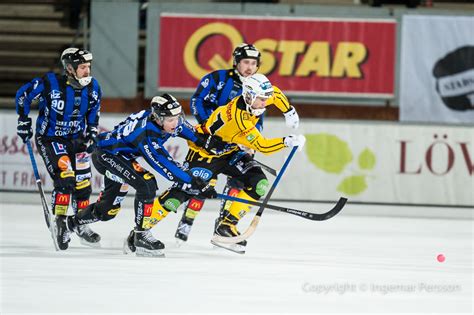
[159,149,267,213]
[35,135,91,215]
[74,149,159,229]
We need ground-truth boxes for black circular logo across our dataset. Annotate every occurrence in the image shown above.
[432,46,474,111]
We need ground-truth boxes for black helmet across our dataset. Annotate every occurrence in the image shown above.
[150,93,183,123]
[233,43,261,67]
[61,47,93,71]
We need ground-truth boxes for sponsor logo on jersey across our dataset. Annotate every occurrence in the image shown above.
[143,203,153,217]
[188,198,204,211]
[107,207,121,216]
[57,155,72,171]
[112,196,125,206]
[91,90,99,102]
[77,200,90,209]
[76,173,91,182]
[52,142,67,155]
[55,193,70,205]
[246,133,256,142]
[190,167,212,180]
[201,78,209,88]
[143,173,154,180]
[70,109,81,117]
[105,170,125,184]
[49,90,62,99]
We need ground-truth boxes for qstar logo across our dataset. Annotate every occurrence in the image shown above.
[306,133,376,196]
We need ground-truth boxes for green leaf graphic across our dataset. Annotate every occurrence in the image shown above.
[358,148,376,170]
[306,133,352,174]
[337,175,367,195]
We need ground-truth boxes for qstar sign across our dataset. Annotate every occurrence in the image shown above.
[158,14,396,97]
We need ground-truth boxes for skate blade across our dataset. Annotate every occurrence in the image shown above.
[210,240,245,255]
[122,238,135,255]
[49,217,60,251]
[79,238,101,248]
[135,247,165,257]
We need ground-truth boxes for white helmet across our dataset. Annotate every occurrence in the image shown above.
[241,73,274,116]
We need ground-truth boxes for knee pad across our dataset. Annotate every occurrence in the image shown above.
[75,179,92,200]
[246,176,268,200]
[135,173,158,201]
[55,170,76,193]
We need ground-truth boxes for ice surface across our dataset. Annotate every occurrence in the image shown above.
[0,197,472,314]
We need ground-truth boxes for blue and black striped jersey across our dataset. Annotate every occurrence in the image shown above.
[98,110,198,184]
[15,72,101,139]
[190,69,264,131]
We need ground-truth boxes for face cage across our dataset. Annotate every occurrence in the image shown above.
[152,112,185,126]
[244,92,267,117]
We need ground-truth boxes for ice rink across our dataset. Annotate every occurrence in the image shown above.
[0,195,472,314]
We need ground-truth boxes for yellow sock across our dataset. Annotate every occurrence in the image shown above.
[142,198,170,229]
[227,190,255,221]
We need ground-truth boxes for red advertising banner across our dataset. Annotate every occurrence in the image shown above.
[158,14,396,97]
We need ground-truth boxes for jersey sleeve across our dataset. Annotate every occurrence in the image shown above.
[16,77,44,117]
[268,85,292,114]
[86,79,101,130]
[139,136,192,184]
[231,109,285,155]
[190,72,218,123]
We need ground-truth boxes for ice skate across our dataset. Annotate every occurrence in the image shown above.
[75,224,101,248]
[134,229,165,257]
[211,218,247,255]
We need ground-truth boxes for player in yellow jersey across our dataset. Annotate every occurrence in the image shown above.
[155,73,305,253]
[174,44,300,244]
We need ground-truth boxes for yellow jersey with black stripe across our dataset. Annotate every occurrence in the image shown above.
[269,85,292,114]
[189,95,287,158]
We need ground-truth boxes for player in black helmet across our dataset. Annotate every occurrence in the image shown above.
[54,94,225,257]
[16,47,102,248]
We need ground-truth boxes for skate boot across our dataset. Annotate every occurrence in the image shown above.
[134,228,165,257]
[211,213,247,254]
[54,215,71,250]
[75,224,101,248]
[175,212,194,244]
[123,229,136,254]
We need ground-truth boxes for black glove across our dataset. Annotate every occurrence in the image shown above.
[197,134,231,155]
[181,176,217,199]
[85,128,98,154]
[17,116,33,143]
